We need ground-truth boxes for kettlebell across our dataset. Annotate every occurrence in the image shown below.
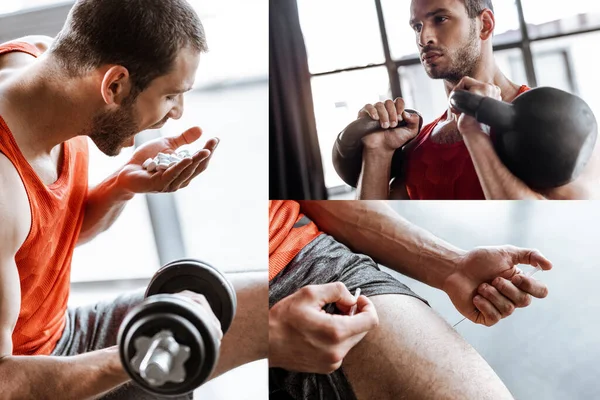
[331,109,424,188]
[449,86,597,189]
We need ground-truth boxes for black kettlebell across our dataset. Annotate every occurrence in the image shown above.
[331,109,424,188]
[449,86,598,189]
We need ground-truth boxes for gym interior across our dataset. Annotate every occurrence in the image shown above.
[270,0,600,200]
[0,1,268,399]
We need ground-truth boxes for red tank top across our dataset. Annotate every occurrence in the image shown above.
[404,85,530,200]
[269,200,321,281]
[0,42,90,355]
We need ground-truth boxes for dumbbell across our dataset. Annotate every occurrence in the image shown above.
[331,109,424,188]
[449,86,597,189]
[117,259,237,397]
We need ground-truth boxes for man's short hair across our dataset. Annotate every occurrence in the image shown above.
[51,0,208,96]
[463,0,494,18]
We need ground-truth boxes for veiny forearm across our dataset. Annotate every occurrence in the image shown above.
[357,150,393,200]
[298,200,465,290]
[0,347,129,400]
[464,133,545,200]
[79,171,134,245]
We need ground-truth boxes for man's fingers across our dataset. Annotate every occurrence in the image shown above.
[328,296,379,336]
[490,277,532,307]
[358,104,379,120]
[158,158,194,191]
[384,99,398,127]
[166,126,203,148]
[477,283,515,317]
[299,282,355,307]
[508,247,553,271]
[473,295,502,326]
[374,102,390,128]
[511,274,549,298]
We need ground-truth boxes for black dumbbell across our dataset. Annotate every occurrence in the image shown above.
[332,109,424,188]
[117,259,237,397]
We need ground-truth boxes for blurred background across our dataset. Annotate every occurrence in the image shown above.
[0,1,268,398]
[385,200,599,400]
[270,0,600,199]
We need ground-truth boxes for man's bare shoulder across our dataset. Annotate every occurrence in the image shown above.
[0,152,31,249]
[0,35,53,73]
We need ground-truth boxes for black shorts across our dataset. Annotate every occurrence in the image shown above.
[269,233,428,400]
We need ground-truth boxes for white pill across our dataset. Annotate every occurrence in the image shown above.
[157,163,169,171]
[142,158,153,169]
[177,150,191,158]
[169,154,182,163]
[146,160,157,172]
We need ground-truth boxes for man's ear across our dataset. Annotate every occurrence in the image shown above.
[100,65,132,106]
[479,9,495,41]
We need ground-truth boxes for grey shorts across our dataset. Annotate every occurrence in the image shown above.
[51,290,194,400]
[269,233,428,400]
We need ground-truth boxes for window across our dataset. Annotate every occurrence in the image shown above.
[531,31,600,118]
[297,0,385,73]
[0,0,71,15]
[522,0,600,39]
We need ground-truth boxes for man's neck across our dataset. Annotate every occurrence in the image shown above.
[0,58,96,157]
[443,62,522,103]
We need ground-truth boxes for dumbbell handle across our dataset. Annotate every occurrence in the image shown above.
[140,337,176,386]
[133,330,190,387]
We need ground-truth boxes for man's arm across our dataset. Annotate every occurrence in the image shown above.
[0,154,129,398]
[356,99,420,200]
[78,170,134,245]
[298,200,462,290]
[78,127,219,244]
[356,149,394,199]
[298,200,552,326]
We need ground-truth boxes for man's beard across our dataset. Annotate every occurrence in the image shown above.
[87,100,139,157]
[423,22,481,83]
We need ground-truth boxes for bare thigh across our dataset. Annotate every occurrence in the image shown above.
[343,294,514,400]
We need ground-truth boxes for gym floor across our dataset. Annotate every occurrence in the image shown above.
[385,201,599,400]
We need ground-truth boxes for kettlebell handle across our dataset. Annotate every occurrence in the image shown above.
[449,90,516,132]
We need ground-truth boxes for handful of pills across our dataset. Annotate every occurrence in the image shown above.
[142,150,192,172]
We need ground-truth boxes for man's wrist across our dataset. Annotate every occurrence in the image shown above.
[421,245,468,291]
[363,146,396,159]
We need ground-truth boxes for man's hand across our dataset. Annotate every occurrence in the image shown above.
[116,127,219,195]
[175,290,223,340]
[269,282,379,374]
[450,76,502,139]
[443,245,552,326]
[358,98,421,154]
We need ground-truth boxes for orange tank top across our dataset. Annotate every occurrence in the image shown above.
[0,42,90,355]
[403,85,530,199]
[269,200,321,281]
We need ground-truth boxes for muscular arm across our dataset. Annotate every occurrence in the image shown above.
[78,170,134,245]
[356,149,394,199]
[464,129,599,200]
[463,132,545,200]
[0,155,130,398]
[298,200,465,290]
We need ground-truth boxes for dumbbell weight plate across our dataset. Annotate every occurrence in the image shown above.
[146,259,237,334]
[118,295,220,396]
